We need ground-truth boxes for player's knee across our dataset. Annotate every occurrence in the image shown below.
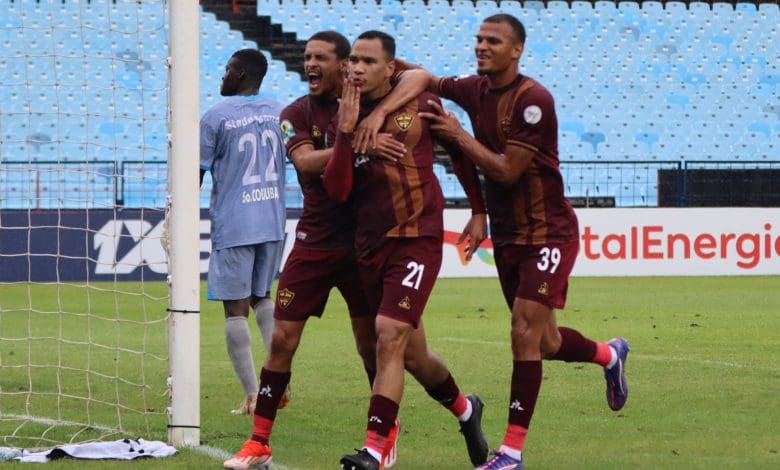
[375,330,407,357]
[270,328,300,358]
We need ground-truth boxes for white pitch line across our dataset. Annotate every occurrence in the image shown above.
[191,444,302,470]
[0,416,300,470]
[432,336,780,372]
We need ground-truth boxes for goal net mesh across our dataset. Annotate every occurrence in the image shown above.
[0,0,172,448]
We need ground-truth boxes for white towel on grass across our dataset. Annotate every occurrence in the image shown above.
[16,438,176,463]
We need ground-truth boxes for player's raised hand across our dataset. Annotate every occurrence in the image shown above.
[354,108,385,154]
[366,133,406,162]
[457,212,487,262]
[337,78,360,134]
[419,99,465,144]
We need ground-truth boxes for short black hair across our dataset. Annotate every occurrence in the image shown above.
[483,13,526,44]
[356,30,396,61]
[231,48,268,87]
[309,30,351,60]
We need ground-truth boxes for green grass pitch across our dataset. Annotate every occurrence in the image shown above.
[1,276,778,469]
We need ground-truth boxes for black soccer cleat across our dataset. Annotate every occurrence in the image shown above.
[459,394,489,466]
[340,448,380,470]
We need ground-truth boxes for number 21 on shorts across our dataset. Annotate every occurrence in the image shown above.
[402,261,425,290]
[537,247,561,274]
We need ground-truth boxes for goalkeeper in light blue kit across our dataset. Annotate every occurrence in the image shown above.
[200,48,288,415]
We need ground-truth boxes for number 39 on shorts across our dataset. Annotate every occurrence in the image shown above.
[536,247,561,274]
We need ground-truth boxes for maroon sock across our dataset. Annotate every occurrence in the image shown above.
[250,368,291,444]
[364,394,399,455]
[504,361,542,449]
[549,327,598,363]
[424,373,460,407]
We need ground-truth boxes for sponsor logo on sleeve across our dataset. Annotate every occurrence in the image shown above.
[523,105,542,124]
[280,119,296,144]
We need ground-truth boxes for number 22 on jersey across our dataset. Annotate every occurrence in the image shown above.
[239,130,280,186]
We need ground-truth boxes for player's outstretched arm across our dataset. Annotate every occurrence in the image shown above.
[437,137,487,262]
[323,79,361,202]
[354,69,439,153]
[420,99,532,186]
[288,144,333,175]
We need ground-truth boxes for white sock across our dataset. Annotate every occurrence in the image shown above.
[606,345,618,369]
[363,447,382,462]
[457,396,473,422]
[499,445,523,460]
[225,316,258,395]
[253,297,275,353]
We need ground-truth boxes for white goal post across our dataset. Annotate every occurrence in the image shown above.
[167,0,201,448]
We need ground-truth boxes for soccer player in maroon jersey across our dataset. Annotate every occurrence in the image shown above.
[223,31,408,470]
[357,14,630,470]
[323,30,489,470]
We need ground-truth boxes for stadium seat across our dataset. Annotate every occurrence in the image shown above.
[735,3,757,14]
[580,131,606,153]
[635,131,660,153]
[758,3,779,14]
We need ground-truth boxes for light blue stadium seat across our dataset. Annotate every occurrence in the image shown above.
[140,119,167,150]
[756,142,778,160]
[746,122,772,139]
[580,132,606,153]
[735,2,757,14]
[635,132,660,153]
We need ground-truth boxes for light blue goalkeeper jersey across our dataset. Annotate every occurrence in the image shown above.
[200,95,286,250]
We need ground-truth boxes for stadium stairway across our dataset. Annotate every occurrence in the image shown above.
[200,0,307,80]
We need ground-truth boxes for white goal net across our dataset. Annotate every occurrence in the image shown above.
[0,0,199,448]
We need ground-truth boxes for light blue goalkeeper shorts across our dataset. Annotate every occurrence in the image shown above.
[206,240,283,301]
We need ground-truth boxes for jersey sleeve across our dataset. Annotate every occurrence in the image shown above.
[506,85,555,153]
[279,100,311,155]
[436,75,481,113]
[322,130,354,202]
[199,110,218,171]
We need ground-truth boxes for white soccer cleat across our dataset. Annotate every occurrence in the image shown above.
[381,417,400,468]
[223,439,272,469]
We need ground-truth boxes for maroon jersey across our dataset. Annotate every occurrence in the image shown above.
[280,95,355,249]
[438,74,578,246]
[324,92,445,257]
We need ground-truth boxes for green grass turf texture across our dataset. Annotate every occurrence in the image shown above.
[1,276,778,469]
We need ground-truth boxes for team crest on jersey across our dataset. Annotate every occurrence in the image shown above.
[311,125,322,138]
[277,288,295,309]
[280,119,296,144]
[398,296,411,310]
[500,117,511,135]
[394,113,414,131]
[537,282,549,296]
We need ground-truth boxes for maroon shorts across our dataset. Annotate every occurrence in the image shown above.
[274,243,370,321]
[493,240,579,310]
[357,237,442,328]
